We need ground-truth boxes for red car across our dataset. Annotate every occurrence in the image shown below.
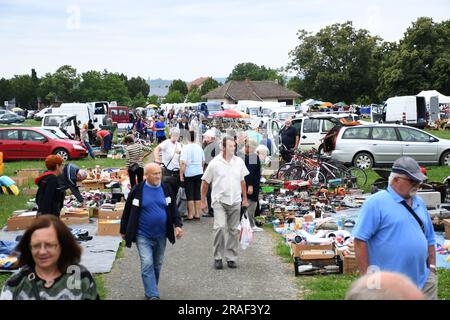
[0,127,88,161]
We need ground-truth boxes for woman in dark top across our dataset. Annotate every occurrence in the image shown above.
[35,155,65,217]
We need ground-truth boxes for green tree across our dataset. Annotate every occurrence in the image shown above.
[38,65,81,103]
[164,90,184,103]
[199,77,220,96]
[286,76,303,94]
[0,78,13,107]
[127,76,150,98]
[99,73,129,105]
[377,17,450,99]
[186,85,201,102]
[226,62,285,84]
[131,92,147,108]
[147,95,160,106]
[288,21,383,103]
[78,71,103,102]
[10,75,35,108]
[169,79,188,95]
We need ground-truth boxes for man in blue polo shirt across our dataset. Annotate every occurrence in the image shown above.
[353,156,437,300]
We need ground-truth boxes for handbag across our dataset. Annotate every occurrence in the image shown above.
[129,162,140,173]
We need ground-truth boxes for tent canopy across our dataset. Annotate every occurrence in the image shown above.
[417,90,450,104]
[333,101,348,107]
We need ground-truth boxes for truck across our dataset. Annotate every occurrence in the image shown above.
[382,96,427,128]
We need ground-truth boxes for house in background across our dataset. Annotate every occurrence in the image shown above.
[188,77,209,91]
[202,79,300,105]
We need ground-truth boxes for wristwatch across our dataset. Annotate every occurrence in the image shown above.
[429,264,436,272]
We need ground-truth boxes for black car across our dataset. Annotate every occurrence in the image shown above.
[0,113,26,124]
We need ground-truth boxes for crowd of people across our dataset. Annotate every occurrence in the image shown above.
[0,106,440,301]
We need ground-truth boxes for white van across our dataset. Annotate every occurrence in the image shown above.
[270,107,297,121]
[87,101,110,124]
[383,96,427,128]
[56,103,96,128]
[42,114,77,136]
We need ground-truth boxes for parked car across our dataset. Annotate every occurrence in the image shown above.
[108,106,129,123]
[27,110,38,119]
[327,124,450,169]
[0,127,87,161]
[33,107,54,121]
[0,113,25,124]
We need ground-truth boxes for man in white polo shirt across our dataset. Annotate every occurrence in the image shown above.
[201,136,249,270]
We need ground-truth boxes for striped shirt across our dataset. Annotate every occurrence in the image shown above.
[125,143,151,168]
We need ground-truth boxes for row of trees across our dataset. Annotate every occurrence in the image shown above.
[1,17,448,108]
[0,66,153,109]
[287,17,450,104]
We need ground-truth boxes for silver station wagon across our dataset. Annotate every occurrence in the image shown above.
[327,124,450,169]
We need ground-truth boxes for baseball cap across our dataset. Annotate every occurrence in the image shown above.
[392,156,427,182]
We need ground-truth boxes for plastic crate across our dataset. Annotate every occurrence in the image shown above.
[294,256,343,276]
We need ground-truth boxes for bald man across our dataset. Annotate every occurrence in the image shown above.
[120,162,183,300]
[346,271,424,300]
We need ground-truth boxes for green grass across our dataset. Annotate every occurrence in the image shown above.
[94,274,107,300]
[0,119,41,128]
[300,274,358,300]
[438,268,450,300]
[425,128,450,140]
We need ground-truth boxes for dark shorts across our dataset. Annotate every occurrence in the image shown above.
[184,174,202,201]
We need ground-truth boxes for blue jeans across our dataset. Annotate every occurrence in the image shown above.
[103,134,112,152]
[136,235,167,298]
[83,140,96,159]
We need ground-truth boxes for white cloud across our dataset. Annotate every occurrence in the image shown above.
[0,0,448,80]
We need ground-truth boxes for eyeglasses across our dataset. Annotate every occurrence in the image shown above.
[29,243,59,252]
[397,176,421,186]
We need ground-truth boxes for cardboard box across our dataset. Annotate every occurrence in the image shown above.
[97,220,121,236]
[290,243,333,258]
[98,210,123,220]
[7,211,37,231]
[444,219,450,240]
[11,176,29,187]
[300,250,336,260]
[416,191,441,209]
[81,181,106,190]
[60,216,90,225]
[343,255,359,274]
[61,209,90,218]
[16,169,42,180]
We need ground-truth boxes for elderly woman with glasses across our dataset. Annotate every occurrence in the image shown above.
[0,215,99,300]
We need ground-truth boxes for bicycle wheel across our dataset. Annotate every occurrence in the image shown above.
[276,163,291,179]
[284,165,305,180]
[305,170,327,186]
[345,166,368,187]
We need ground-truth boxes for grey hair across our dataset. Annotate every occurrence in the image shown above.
[388,172,407,185]
[169,127,180,136]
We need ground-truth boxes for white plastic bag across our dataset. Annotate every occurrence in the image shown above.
[239,213,254,250]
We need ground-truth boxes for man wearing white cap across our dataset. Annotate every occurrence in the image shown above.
[353,156,437,299]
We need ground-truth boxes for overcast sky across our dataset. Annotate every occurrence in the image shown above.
[0,0,448,81]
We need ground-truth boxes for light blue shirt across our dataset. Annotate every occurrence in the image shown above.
[180,143,204,177]
[352,186,436,289]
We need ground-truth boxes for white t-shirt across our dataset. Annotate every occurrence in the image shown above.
[159,139,182,170]
[202,154,249,205]
[180,143,204,177]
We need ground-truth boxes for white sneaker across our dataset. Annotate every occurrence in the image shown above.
[252,226,263,232]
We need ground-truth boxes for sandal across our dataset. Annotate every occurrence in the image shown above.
[194,216,200,220]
